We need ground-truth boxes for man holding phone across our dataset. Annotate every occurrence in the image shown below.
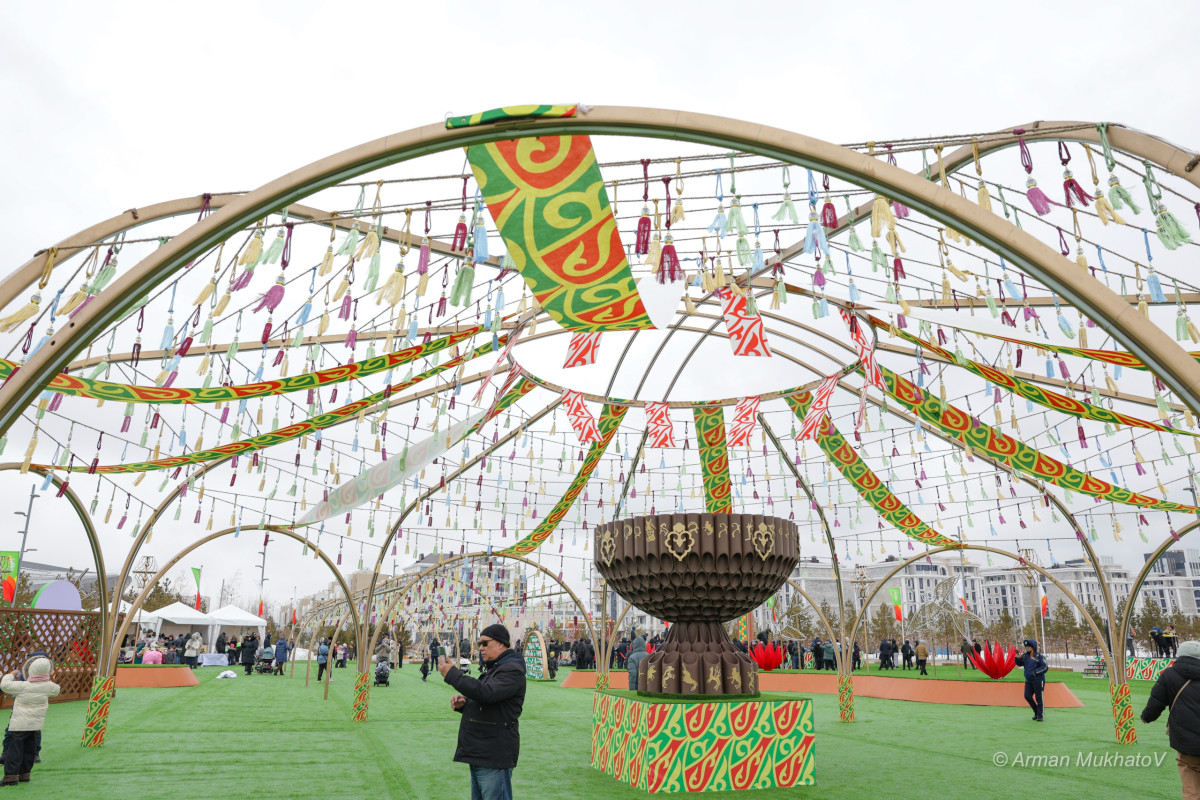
[438,623,526,800]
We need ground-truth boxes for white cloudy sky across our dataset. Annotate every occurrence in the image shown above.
[1,0,1196,615]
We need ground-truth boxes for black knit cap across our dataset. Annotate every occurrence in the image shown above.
[481,623,511,648]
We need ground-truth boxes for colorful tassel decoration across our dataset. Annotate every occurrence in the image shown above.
[336,224,360,256]
[449,262,475,306]
[634,206,651,254]
[264,229,286,264]
[338,293,353,320]
[772,192,799,225]
[452,215,468,250]
[707,204,727,238]
[870,195,892,238]
[658,233,681,283]
[417,238,431,274]
[1107,175,1140,213]
[1025,177,1054,215]
[363,253,381,293]
[1062,168,1092,207]
[378,265,406,308]
[193,279,217,307]
[473,222,488,262]
[820,198,837,228]
[1155,204,1192,250]
[0,293,40,333]
[240,228,265,266]
[802,213,827,255]
[92,257,117,292]
[726,198,748,236]
[1146,266,1167,303]
[253,276,286,313]
[230,266,255,291]
[319,245,334,275]
[1094,190,1124,226]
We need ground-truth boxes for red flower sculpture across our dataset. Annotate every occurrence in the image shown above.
[1,575,14,604]
[749,641,785,671]
[967,641,1018,679]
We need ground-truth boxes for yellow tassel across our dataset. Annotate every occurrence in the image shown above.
[378,268,406,308]
[20,436,37,474]
[193,435,204,452]
[977,183,993,212]
[946,260,968,282]
[332,277,350,302]
[941,275,951,303]
[256,406,263,426]
[1105,373,1119,395]
[701,270,715,293]
[944,227,962,243]
[1188,321,1200,344]
[280,356,288,377]
[416,272,430,297]
[58,288,89,315]
[886,228,905,254]
[319,246,334,276]
[1186,408,1196,428]
[133,472,145,486]
[1094,192,1125,226]
[0,294,41,333]
[193,280,216,307]
[318,312,330,336]
[646,235,662,271]
[683,294,697,314]
[870,195,891,238]
[897,294,912,315]
[214,291,231,316]
[196,354,209,375]
[527,316,537,335]
[1138,297,1149,318]
[356,229,380,260]
[714,258,727,288]
[672,201,684,224]
[1076,248,1088,270]
[240,230,264,266]
[1078,324,1088,349]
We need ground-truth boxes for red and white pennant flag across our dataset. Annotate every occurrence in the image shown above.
[563,331,602,368]
[839,309,885,391]
[645,401,675,448]
[796,375,838,441]
[727,396,761,447]
[561,390,600,444]
[473,328,523,403]
[722,292,772,357]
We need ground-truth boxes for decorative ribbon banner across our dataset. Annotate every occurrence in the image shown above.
[784,390,959,548]
[499,404,627,556]
[562,390,600,444]
[841,310,885,391]
[645,401,674,448]
[40,341,500,474]
[473,327,523,402]
[446,104,578,129]
[564,331,602,368]
[5,327,489,405]
[693,406,733,513]
[722,292,771,357]
[727,396,761,447]
[467,135,653,331]
[459,371,536,442]
[878,364,1200,514]
[797,376,838,441]
[869,315,1198,438]
[299,411,485,525]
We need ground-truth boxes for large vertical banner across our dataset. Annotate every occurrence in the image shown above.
[0,551,19,606]
[524,630,553,681]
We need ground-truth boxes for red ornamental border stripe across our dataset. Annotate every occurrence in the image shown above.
[498,404,627,556]
[2,326,490,405]
[37,342,498,474]
[878,364,1200,514]
[784,392,958,548]
[868,316,1194,438]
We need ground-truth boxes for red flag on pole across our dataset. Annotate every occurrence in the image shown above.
[258,598,264,617]
[291,608,298,626]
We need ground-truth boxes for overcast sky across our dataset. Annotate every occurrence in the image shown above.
[1,0,1196,616]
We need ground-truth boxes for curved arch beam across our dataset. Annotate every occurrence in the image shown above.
[6,107,1200,442]
[0,463,110,666]
[1118,518,1200,652]
[106,524,358,676]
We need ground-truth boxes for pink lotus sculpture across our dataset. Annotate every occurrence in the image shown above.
[967,641,1017,679]
[749,641,785,671]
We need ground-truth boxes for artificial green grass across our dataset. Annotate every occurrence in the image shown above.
[17,663,1184,799]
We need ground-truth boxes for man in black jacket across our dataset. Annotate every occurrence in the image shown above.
[1141,639,1200,798]
[1014,639,1049,721]
[439,623,526,800]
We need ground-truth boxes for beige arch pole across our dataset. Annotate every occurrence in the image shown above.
[0,463,110,666]
[107,525,357,675]
[6,107,1200,447]
[1118,518,1200,659]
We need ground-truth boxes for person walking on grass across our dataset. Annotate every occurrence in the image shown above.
[421,655,431,682]
[438,624,526,800]
[1,653,58,787]
[316,639,330,683]
[1140,640,1200,798]
[273,637,289,675]
[961,638,975,669]
[915,640,929,676]
[1014,639,1049,722]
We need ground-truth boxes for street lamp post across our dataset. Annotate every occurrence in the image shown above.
[10,485,40,606]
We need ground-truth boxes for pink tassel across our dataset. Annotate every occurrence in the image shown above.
[437,293,447,316]
[1025,178,1054,215]
[820,201,838,228]
[120,416,131,433]
[452,216,468,250]
[418,239,430,274]
[176,336,193,357]
[68,295,94,319]
[162,371,178,388]
[812,269,826,288]
[892,201,910,219]
[48,392,63,413]
[635,208,651,254]
[260,321,272,344]
[345,329,357,349]
[252,280,285,313]
[1077,423,1087,447]
[272,350,284,367]
[658,235,681,283]
[131,340,141,367]
[893,257,906,279]
[896,314,907,329]
[219,407,229,424]
[1058,358,1070,380]
[338,293,353,320]
[1063,173,1092,208]
[230,269,254,291]
[1001,310,1016,327]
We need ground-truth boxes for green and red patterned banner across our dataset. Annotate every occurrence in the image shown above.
[1110,681,1137,744]
[783,392,958,548]
[837,676,855,723]
[5,327,491,405]
[460,374,537,442]
[938,326,1195,372]
[1125,656,1175,681]
[693,406,733,514]
[591,692,816,793]
[447,104,578,129]
[870,316,1196,437]
[467,135,653,331]
[40,341,499,474]
[352,671,370,722]
[80,675,116,747]
[499,404,626,556]
[878,365,1200,514]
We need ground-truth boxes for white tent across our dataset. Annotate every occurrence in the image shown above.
[206,605,268,648]
[151,601,215,640]
[119,601,163,637]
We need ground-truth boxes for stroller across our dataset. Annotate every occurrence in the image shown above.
[255,648,275,674]
[374,659,391,687]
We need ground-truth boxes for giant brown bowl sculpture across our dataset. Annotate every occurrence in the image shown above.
[594,513,799,696]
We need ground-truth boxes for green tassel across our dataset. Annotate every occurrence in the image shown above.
[87,361,108,379]
[92,263,117,292]
[1156,205,1192,251]
[735,236,751,266]
[984,289,998,318]
[1108,179,1140,213]
[871,243,886,271]
[1178,314,1189,341]
[1162,448,1174,467]
[363,252,381,292]
[200,317,213,344]
[847,227,865,252]
[449,264,475,307]
[226,340,239,361]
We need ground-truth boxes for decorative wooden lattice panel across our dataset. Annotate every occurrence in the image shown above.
[0,607,101,708]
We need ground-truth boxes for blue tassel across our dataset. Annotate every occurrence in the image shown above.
[160,321,175,350]
[802,215,828,255]
[1114,365,1122,380]
[1003,275,1021,302]
[474,224,488,262]
[408,318,418,339]
[752,240,764,271]
[1147,269,1166,303]
[296,301,312,327]
[707,205,727,238]
[1057,313,1075,339]
[818,297,829,318]
[238,399,248,416]
[254,365,264,382]
[848,280,860,303]
[1045,359,1054,378]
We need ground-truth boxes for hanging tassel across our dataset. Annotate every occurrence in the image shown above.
[977,182,993,212]
[260,318,273,344]
[473,222,488,262]
[847,226,864,252]
[452,215,468,250]
[820,198,837,228]
[1024,178,1054,215]
[1075,247,1089,270]
[355,226,380,260]
[707,204,727,238]
[1147,267,1167,303]
[92,258,117,292]
[1094,190,1124,225]
[240,229,265,266]
[870,195,892,237]
[253,276,286,313]
[336,225,360,256]
[658,234,681,283]
[296,300,312,326]
[417,238,431,274]
[159,318,175,351]
[264,229,286,263]
[802,213,827,255]
[345,328,357,349]
[332,275,350,302]
[634,206,651,254]
[338,293,353,320]
[726,198,748,235]
[378,266,406,307]
[192,279,217,307]
[230,266,255,291]
[1155,203,1192,250]
[772,193,799,225]
[449,262,476,306]
[1062,168,1092,207]
[1107,175,1140,213]
[318,245,334,276]
[363,253,381,293]
[0,293,40,333]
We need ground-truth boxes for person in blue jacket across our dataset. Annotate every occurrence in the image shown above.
[316,639,331,683]
[273,637,289,675]
[1014,639,1049,721]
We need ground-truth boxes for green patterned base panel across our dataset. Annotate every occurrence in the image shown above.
[80,675,116,747]
[591,691,815,793]
[352,672,370,722]
[1126,657,1176,681]
[1109,681,1138,745]
[837,676,855,723]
